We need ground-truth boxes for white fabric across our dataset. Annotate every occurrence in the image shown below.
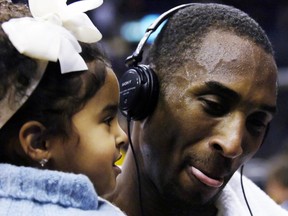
[216,171,288,216]
[2,0,103,73]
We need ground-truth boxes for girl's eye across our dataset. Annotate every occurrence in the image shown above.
[104,116,114,126]
[199,96,228,116]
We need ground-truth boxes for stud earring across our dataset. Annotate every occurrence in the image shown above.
[39,158,48,167]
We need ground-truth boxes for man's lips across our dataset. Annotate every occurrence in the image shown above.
[189,166,224,188]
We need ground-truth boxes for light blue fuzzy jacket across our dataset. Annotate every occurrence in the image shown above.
[0,163,126,216]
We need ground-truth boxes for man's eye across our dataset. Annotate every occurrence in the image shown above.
[247,116,268,136]
[200,97,227,116]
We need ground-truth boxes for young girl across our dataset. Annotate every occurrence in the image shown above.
[0,0,128,215]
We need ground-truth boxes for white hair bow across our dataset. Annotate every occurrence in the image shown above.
[0,0,103,129]
[2,0,103,73]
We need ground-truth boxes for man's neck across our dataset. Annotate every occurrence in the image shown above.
[106,149,218,216]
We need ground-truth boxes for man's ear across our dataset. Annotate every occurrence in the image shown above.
[19,121,51,162]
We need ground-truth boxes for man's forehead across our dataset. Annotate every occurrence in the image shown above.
[195,30,255,74]
[177,30,277,83]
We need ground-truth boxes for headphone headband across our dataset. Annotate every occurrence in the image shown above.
[120,3,194,120]
[125,3,194,67]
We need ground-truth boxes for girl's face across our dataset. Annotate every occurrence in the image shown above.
[49,68,128,195]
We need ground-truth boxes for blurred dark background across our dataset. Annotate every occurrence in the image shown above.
[14,0,288,184]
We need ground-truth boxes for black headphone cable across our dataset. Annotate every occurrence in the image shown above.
[240,165,254,216]
[127,117,144,216]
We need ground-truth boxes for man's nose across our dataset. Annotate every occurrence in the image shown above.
[209,113,245,159]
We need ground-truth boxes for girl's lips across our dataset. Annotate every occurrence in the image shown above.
[113,154,123,176]
[113,164,122,176]
[190,166,224,188]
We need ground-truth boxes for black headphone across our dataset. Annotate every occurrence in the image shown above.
[119,4,194,121]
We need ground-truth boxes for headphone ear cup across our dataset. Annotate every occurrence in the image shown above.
[119,65,159,120]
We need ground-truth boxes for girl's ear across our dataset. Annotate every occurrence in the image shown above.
[19,121,51,163]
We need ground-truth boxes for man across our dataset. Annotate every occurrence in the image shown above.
[108,3,288,216]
